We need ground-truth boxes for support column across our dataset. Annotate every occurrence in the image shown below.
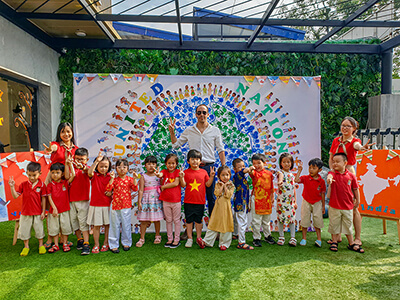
[381,50,393,94]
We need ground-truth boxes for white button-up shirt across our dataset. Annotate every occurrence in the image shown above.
[172,124,224,163]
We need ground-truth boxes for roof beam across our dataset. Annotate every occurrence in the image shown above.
[175,0,183,45]
[17,13,400,28]
[380,35,400,53]
[247,0,280,48]
[0,1,56,51]
[314,0,381,48]
[76,0,115,43]
[52,38,380,54]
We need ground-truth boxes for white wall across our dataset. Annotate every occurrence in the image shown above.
[0,16,62,141]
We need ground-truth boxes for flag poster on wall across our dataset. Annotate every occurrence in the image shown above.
[73,74,321,231]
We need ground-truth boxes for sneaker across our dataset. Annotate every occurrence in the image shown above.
[253,239,262,247]
[300,239,307,246]
[20,247,29,256]
[169,241,181,248]
[76,239,84,250]
[265,235,276,245]
[219,246,227,251]
[314,240,322,248]
[185,238,193,248]
[81,244,90,255]
[196,237,205,249]
[39,245,47,255]
[164,241,172,248]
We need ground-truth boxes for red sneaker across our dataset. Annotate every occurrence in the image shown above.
[219,246,227,251]
[196,238,205,249]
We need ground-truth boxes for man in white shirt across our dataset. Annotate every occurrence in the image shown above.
[169,104,226,215]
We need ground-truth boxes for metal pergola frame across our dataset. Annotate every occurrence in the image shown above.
[1,0,398,93]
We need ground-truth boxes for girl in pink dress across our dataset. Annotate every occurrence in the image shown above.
[136,156,164,247]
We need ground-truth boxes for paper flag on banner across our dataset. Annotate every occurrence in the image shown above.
[123,74,134,83]
[268,76,279,86]
[0,89,3,102]
[314,76,321,88]
[98,74,109,81]
[135,74,146,83]
[6,153,16,162]
[386,149,399,161]
[364,150,373,161]
[147,74,158,83]
[279,76,290,85]
[73,73,85,85]
[85,74,97,83]
[110,74,122,83]
[303,77,314,87]
[256,76,267,86]
[291,76,302,86]
[244,76,255,86]
[34,152,44,162]
[356,153,363,164]
[44,154,51,164]
[0,158,7,168]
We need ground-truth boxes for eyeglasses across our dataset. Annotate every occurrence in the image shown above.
[196,111,207,115]
[341,125,353,128]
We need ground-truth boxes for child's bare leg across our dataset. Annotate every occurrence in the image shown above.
[195,222,203,239]
[75,229,82,240]
[103,225,110,246]
[62,235,68,245]
[154,221,161,236]
[23,239,29,248]
[302,227,307,240]
[353,209,362,245]
[345,234,354,246]
[52,235,59,247]
[186,222,193,240]
[332,233,340,243]
[315,228,322,241]
[140,222,148,240]
[38,238,44,248]
[93,226,100,248]
[83,230,90,244]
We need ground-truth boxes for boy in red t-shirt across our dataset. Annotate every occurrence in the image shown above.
[180,149,215,248]
[327,153,363,253]
[9,162,47,256]
[69,147,91,255]
[249,153,275,247]
[46,160,75,253]
[294,158,326,248]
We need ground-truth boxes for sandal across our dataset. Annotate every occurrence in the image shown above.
[330,242,338,252]
[347,243,365,253]
[62,244,71,252]
[237,243,254,250]
[111,248,120,254]
[44,242,53,250]
[154,235,162,244]
[277,237,285,246]
[66,241,73,247]
[92,246,100,254]
[100,244,109,252]
[48,244,60,253]
[136,238,145,248]
[123,245,131,251]
[289,238,297,247]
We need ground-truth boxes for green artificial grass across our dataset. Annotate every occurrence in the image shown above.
[0,217,399,300]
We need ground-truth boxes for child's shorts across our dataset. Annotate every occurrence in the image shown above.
[18,214,45,241]
[70,200,90,232]
[300,200,324,229]
[87,206,110,226]
[47,210,73,236]
[328,207,353,235]
[184,203,204,224]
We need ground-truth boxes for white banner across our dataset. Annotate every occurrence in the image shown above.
[74,74,321,232]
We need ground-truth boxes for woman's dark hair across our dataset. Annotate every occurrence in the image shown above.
[144,155,157,165]
[278,153,294,170]
[55,122,76,145]
[165,153,179,165]
[116,158,129,168]
[94,155,112,173]
[50,162,65,172]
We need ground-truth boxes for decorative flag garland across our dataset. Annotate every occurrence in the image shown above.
[73,74,322,88]
[386,149,399,161]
